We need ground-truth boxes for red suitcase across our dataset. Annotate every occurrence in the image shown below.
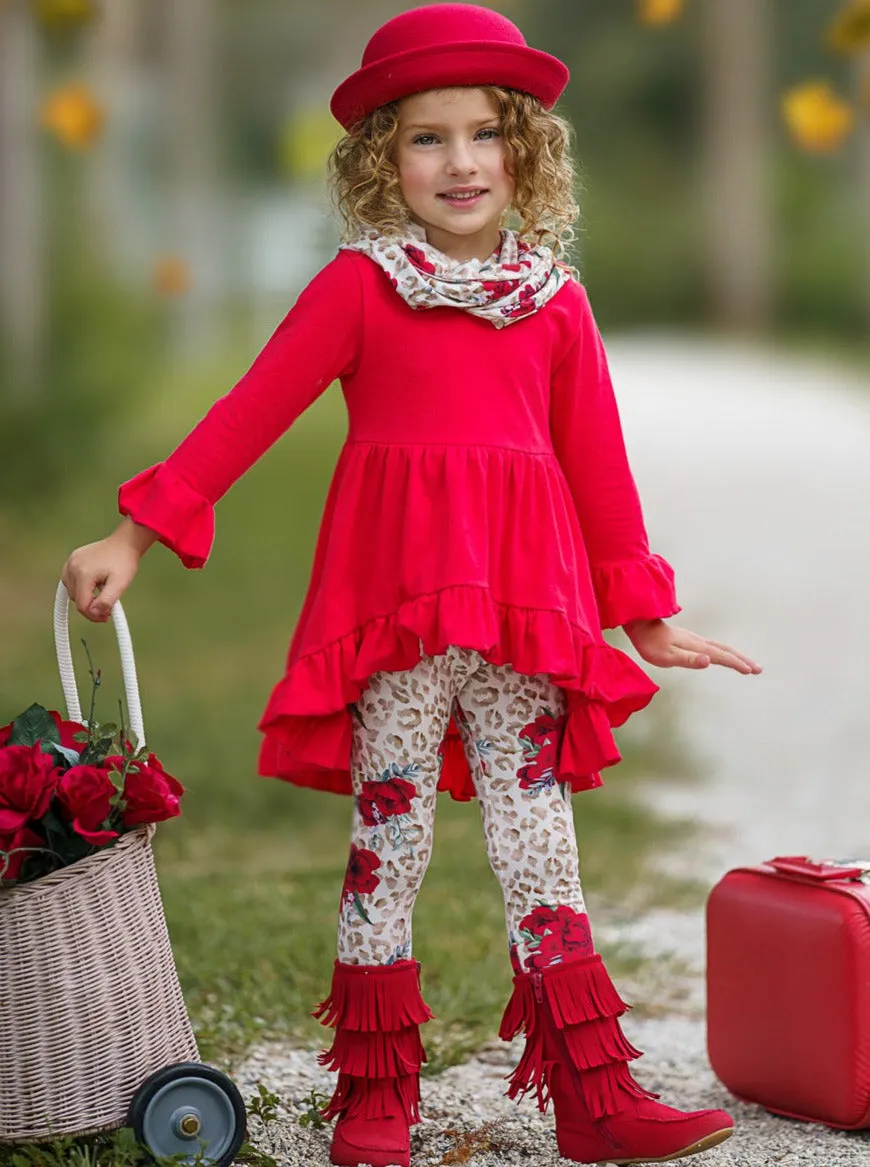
[706,855,870,1130]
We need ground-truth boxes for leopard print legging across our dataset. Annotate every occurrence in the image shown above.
[337,647,595,972]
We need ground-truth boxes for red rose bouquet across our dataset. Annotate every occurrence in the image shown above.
[0,689,183,888]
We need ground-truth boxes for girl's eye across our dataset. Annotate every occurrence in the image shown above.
[410,129,500,146]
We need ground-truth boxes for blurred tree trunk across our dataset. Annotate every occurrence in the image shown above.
[0,1,44,391]
[84,1,144,276]
[321,0,402,92]
[858,59,870,332]
[700,0,773,330]
[162,0,221,352]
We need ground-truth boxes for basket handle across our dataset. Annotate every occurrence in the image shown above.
[53,580,146,750]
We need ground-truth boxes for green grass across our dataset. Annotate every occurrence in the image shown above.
[0,340,702,1166]
[156,781,697,1073]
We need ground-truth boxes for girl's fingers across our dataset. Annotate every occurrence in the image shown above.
[711,652,752,673]
[637,627,760,673]
[704,640,763,674]
[66,567,107,622]
[90,576,125,619]
[669,648,711,670]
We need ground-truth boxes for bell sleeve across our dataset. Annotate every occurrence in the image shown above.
[550,287,680,629]
[118,251,363,568]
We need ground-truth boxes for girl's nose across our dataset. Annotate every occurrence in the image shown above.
[446,140,477,176]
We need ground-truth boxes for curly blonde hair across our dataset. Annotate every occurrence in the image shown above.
[328,87,579,258]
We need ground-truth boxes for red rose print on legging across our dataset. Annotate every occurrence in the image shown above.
[358,774,417,826]
[341,843,381,924]
[517,708,566,795]
[517,903,594,970]
[356,762,423,856]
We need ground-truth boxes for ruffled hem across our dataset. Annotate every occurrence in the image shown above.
[591,554,680,630]
[118,464,214,570]
[257,584,659,801]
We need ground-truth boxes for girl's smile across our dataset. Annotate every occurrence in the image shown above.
[437,186,489,208]
[395,87,514,262]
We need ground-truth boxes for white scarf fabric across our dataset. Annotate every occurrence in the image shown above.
[343,221,570,328]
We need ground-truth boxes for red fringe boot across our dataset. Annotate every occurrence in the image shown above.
[499,955,734,1164]
[313,960,433,1167]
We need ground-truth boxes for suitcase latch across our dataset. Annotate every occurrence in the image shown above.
[769,855,870,882]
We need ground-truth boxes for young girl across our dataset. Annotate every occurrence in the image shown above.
[62,6,761,1165]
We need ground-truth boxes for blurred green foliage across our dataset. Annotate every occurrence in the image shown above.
[0,158,163,507]
[522,0,867,330]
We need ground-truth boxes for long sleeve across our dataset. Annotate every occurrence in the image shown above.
[118,251,363,568]
[550,286,679,629]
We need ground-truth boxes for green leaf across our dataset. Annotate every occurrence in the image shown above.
[7,704,60,748]
[352,890,372,924]
[43,741,81,768]
[41,806,70,843]
[106,766,125,794]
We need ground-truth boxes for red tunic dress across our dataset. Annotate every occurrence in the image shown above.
[118,249,679,799]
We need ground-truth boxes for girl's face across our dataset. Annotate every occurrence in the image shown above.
[395,87,514,262]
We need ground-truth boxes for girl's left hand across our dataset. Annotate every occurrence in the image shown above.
[623,619,762,675]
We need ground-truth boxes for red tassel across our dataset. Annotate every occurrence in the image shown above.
[561,1016,643,1071]
[544,956,629,1028]
[313,959,434,1031]
[321,1073,422,1124]
[498,974,534,1041]
[318,1027,426,1077]
[504,1043,554,1111]
[500,958,652,1119]
[503,1002,547,1107]
[581,1061,660,1123]
[313,961,432,1130]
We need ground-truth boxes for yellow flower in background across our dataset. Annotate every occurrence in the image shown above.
[828,0,870,54]
[31,0,98,31]
[637,0,684,26]
[40,83,104,148]
[782,81,855,153]
[153,257,192,298]
[279,106,344,180]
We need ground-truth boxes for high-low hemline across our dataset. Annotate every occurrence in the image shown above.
[257,583,658,801]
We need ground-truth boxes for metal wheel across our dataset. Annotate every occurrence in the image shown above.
[127,1061,247,1166]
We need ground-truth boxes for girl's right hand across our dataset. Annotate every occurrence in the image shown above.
[61,518,157,622]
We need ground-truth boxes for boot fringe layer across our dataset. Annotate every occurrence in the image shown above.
[321,1073,421,1124]
[318,1026,426,1078]
[499,955,628,1041]
[499,955,657,1121]
[313,959,434,1031]
[580,1061,659,1123]
[314,960,431,1128]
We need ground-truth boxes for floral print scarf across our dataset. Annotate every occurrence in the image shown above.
[343,221,570,328]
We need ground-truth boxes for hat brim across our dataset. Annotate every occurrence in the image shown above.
[331,41,569,131]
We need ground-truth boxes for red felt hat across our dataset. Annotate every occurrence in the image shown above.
[330,3,570,131]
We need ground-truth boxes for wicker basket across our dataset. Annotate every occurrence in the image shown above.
[0,584,198,1142]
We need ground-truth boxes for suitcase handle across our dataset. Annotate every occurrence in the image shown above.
[768,855,868,881]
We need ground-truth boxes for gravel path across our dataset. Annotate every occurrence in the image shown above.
[237,1021,870,1166]
[613,337,870,878]
[235,340,870,1166]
